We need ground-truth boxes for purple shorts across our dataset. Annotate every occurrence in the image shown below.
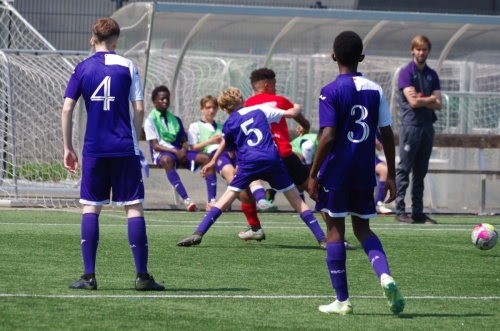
[215,151,235,174]
[80,155,144,206]
[375,156,383,166]
[228,160,294,193]
[315,187,377,219]
[154,150,200,170]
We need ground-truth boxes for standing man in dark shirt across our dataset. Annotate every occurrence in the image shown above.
[394,35,442,224]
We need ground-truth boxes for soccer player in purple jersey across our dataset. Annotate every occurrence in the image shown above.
[176,87,326,247]
[188,95,263,231]
[308,31,404,315]
[62,17,164,291]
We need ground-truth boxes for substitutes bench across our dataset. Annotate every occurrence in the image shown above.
[395,133,500,214]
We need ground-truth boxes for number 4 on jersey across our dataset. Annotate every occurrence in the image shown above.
[90,76,115,111]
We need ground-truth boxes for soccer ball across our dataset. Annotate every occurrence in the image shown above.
[471,223,498,250]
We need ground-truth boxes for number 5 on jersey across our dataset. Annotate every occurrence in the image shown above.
[240,118,263,146]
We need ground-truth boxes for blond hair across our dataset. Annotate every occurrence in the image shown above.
[410,35,431,50]
[217,87,243,113]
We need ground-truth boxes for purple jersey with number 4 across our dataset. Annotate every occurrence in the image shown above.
[318,73,392,190]
[223,104,284,168]
[64,52,143,157]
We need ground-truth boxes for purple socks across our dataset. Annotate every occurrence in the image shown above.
[325,241,349,301]
[128,217,149,274]
[300,210,325,241]
[81,213,99,275]
[251,187,266,201]
[376,181,386,203]
[205,173,217,201]
[362,235,391,280]
[166,170,188,200]
[195,207,223,234]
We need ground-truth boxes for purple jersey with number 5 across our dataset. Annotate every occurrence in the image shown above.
[318,73,392,190]
[222,104,284,168]
[64,52,143,157]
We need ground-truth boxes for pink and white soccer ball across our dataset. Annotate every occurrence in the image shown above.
[471,223,498,250]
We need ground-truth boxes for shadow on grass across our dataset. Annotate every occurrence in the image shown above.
[388,313,496,319]
[100,287,251,292]
[176,244,326,251]
[166,287,251,292]
[343,313,497,319]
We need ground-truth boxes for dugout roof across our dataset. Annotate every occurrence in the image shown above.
[114,1,500,67]
[111,1,500,136]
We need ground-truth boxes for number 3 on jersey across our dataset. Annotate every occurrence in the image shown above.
[348,105,369,143]
[91,76,115,111]
[240,118,263,146]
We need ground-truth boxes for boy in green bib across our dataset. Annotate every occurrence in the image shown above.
[144,86,216,211]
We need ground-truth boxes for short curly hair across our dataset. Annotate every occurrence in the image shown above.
[151,85,170,102]
[333,31,363,66]
[217,87,243,113]
[250,68,276,85]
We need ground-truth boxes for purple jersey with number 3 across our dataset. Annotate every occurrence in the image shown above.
[64,52,144,157]
[318,73,392,190]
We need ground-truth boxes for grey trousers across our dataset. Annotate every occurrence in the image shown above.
[395,125,435,215]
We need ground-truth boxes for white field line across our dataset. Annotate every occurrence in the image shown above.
[0,293,499,300]
[0,221,482,231]
[0,210,494,230]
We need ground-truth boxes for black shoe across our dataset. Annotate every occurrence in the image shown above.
[177,233,203,247]
[135,273,165,291]
[394,213,413,224]
[69,275,97,290]
[265,188,276,203]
